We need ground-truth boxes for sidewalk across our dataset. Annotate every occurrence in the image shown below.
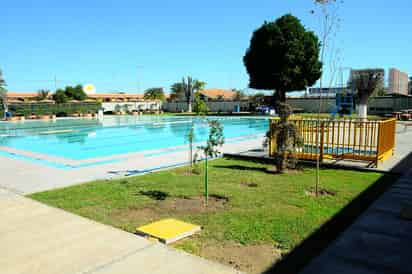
[0,188,240,274]
[298,169,412,274]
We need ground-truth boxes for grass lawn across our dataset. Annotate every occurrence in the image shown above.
[29,158,397,273]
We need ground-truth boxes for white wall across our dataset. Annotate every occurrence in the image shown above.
[163,101,251,112]
[102,101,162,112]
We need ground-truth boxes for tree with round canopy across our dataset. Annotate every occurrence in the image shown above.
[243,14,322,172]
[243,14,322,111]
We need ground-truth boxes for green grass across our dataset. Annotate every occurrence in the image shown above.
[29,158,396,253]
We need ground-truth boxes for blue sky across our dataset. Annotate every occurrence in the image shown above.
[1,0,411,94]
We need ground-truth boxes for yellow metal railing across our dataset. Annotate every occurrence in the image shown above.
[269,117,396,166]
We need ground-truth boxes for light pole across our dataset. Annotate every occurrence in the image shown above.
[136,66,143,92]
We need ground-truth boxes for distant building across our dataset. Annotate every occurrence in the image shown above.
[388,68,409,95]
[87,93,145,102]
[409,76,412,95]
[6,92,155,103]
[307,87,351,97]
[6,93,45,103]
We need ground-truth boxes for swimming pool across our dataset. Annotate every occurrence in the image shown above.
[0,116,268,163]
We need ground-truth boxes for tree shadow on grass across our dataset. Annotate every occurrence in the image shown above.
[138,190,170,200]
[214,164,268,173]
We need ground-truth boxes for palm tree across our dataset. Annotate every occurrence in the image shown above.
[181,77,206,113]
[170,82,185,101]
[37,89,50,101]
[0,69,8,119]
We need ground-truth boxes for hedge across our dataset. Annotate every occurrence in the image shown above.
[0,102,102,117]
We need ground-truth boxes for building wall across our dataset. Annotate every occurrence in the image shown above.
[409,77,412,95]
[308,87,351,97]
[286,96,412,115]
[102,101,161,112]
[164,97,412,115]
[388,68,409,95]
[163,101,251,112]
[286,98,336,113]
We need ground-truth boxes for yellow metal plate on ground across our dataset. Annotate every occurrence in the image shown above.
[136,218,201,244]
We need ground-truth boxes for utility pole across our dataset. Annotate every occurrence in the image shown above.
[136,66,143,92]
[54,76,57,91]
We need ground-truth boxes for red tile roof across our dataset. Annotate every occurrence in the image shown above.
[6,93,39,98]
[199,89,236,100]
[87,93,145,99]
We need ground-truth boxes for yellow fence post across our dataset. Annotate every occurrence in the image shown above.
[267,117,395,167]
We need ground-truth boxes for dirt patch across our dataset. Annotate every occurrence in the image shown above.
[198,241,281,274]
[265,166,304,175]
[159,195,229,214]
[306,188,337,197]
[110,194,229,226]
[175,166,202,176]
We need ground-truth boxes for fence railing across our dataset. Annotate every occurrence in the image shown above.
[269,117,396,167]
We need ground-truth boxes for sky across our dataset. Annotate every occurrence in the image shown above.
[1,0,411,94]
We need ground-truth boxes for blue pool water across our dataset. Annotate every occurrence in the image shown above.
[0,116,268,160]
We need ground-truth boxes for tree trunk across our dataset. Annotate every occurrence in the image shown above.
[358,104,367,120]
[358,97,368,120]
[273,90,286,115]
[188,103,192,113]
[274,90,288,173]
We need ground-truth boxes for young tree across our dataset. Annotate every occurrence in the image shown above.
[64,85,87,101]
[233,89,246,101]
[349,69,384,119]
[181,77,206,113]
[0,69,7,119]
[193,92,208,114]
[53,89,69,104]
[310,0,344,196]
[244,14,322,172]
[199,120,224,206]
[37,89,50,101]
[311,0,343,196]
[144,87,166,101]
[188,125,195,173]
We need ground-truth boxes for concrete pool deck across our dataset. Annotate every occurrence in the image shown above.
[0,188,240,274]
[0,136,265,194]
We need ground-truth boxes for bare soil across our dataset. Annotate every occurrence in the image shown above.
[198,241,282,274]
[109,195,229,228]
[306,188,337,197]
[159,195,229,214]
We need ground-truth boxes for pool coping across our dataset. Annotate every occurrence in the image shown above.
[0,133,264,169]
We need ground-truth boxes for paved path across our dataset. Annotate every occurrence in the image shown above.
[0,188,240,274]
[299,169,412,274]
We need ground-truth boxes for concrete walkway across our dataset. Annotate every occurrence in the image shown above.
[0,188,240,274]
[299,169,412,274]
